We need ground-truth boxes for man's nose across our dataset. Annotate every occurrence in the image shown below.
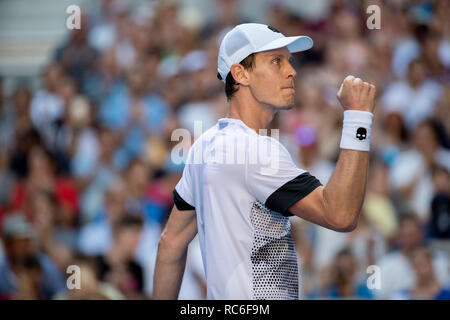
[287,61,297,79]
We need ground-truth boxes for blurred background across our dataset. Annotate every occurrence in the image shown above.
[0,0,449,300]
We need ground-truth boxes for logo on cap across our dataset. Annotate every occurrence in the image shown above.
[268,26,281,33]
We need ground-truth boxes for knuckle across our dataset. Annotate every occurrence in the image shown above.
[345,75,354,82]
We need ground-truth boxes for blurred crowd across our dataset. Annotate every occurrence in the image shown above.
[0,0,449,300]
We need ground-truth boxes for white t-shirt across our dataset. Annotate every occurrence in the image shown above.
[174,118,322,300]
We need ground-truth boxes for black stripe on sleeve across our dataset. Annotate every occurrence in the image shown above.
[173,189,195,211]
[265,172,322,217]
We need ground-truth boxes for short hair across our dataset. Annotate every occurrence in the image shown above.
[417,118,449,148]
[217,53,256,102]
[125,157,148,175]
[116,214,143,230]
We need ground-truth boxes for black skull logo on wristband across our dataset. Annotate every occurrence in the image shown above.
[356,127,367,140]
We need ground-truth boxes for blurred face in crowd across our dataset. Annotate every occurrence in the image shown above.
[4,237,34,264]
[58,77,77,105]
[100,49,119,79]
[242,47,297,110]
[397,217,423,252]
[414,122,439,156]
[28,147,55,190]
[75,261,101,293]
[29,147,49,172]
[411,247,434,284]
[218,0,238,25]
[423,36,439,60]
[384,112,406,140]
[333,251,357,285]
[99,128,118,160]
[432,167,450,193]
[32,191,56,226]
[126,66,149,96]
[105,182,127,224]
[126,161,149,193]
[44,64,64,92]
[335,10,361,40]
[407,60,426,88]
[300,84,323,109]
[13,88,31,116]
[115,223,142,256]
[68,97,91,129]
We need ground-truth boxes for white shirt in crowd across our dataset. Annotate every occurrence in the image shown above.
[381,79,442,131]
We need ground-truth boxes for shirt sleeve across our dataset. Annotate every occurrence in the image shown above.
[245,136,322,217]
[173,149,195,211]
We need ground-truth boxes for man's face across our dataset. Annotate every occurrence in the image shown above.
[117,226,142,255]
[397,218,423,251]
[4,237,33,263]
[247,47,297,109]
[411,249,433,281]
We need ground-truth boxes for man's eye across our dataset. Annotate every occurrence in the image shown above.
[273,58,280,64]
[289,57,294,64]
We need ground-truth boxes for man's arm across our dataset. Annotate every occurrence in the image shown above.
[153,205,197,299]
[290,151,368,232]
[289,75,376,232]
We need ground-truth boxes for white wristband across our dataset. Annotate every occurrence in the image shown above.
[339,110,373,152]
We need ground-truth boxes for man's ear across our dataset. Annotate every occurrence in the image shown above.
[230,63,250,86]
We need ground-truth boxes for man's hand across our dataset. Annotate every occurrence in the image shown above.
[337,75,376,113]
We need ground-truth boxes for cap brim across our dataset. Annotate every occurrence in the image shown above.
[254,36,313,53]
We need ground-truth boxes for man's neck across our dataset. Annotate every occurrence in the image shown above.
[228,95,277,133]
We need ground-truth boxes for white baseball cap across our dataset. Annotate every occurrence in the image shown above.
[217,23,313,82]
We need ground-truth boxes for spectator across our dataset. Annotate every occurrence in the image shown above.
[376,213,449,299]
[78,126,120,223]
[0,214,66,299]
[390,119,450,220]
[55,12,98,86]
[0,78,14,151]
[394,246,450,300]
[312,248,373,299]
[94,214,145,299]
[381,59,443,132]
[30,64,65,150]
[78,179,128,256]
[428,165,450,256]
[124,158,166,224]
[77,178,161,297]
[55,253,123,300]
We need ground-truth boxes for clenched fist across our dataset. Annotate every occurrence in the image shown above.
[337,75,376,113]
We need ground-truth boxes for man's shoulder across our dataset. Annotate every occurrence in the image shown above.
[185,121,291,168]
[190,121,253,150]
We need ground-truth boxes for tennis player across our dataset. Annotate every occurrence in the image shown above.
[154,23,376,300]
